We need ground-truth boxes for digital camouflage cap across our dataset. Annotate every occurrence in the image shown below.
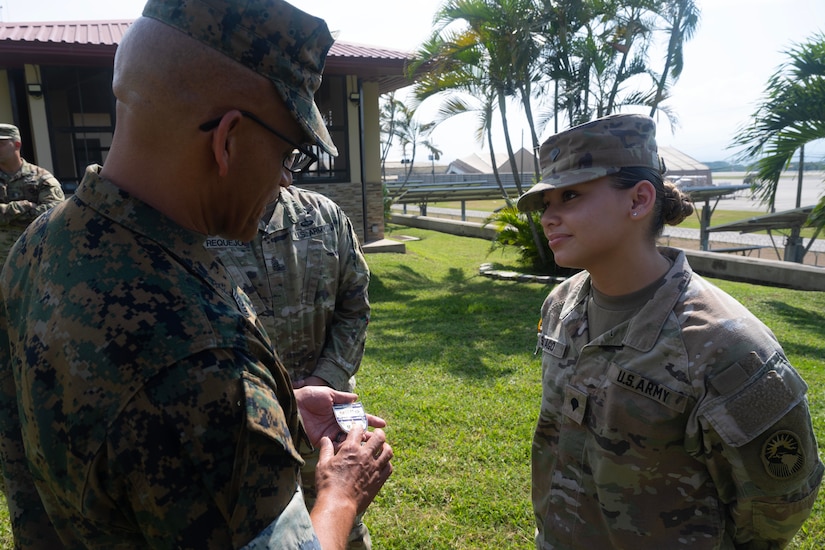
[0,123,20,142]
[142,0,338,156]
[517,114,665,212]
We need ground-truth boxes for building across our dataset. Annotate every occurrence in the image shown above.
[0,19,414,243]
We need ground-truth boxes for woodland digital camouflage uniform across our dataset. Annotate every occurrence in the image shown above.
[533,247,823,548]
[208,185,372,549]
[0,0,342,543]
[0,167,319,547]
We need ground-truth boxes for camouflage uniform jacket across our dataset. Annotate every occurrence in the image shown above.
[209,185,370,391]
[0,166,320,549]
[0,158,64,226]
[533,247,823,549]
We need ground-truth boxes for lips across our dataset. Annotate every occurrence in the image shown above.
[546,232,570,248]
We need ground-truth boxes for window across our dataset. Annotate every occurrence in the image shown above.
[296,75,349,183]
[41,66,115,193]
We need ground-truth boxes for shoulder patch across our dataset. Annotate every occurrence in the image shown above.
[762,430,805,480]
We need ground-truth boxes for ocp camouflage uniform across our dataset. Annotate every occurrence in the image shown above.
[533,247,823,549]
[208,184,372,548]
[0,166,319,548]
[0,158,64,225]
[0,158,65,252]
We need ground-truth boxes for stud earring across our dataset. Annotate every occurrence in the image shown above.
[632,211,638,217]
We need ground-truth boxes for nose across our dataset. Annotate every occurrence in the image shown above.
[540,205,558,228]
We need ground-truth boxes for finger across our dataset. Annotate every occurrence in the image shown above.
[318,436,334,462]
[346,424,366,443]
[292,379,306,389]
[366,414,386,429]
[362,428,386,455]
[329,390,358,404]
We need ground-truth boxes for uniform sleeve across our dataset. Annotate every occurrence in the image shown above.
[32,171,65,217]
[113,348,311,549]
[698,351,824,548]
[312,212,370,391]
[0,287,65,548]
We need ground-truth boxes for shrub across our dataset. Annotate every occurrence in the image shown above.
[484,204,576,276]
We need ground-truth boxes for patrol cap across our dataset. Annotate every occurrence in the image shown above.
[0,124,20,142]
[517,114,665,212]
[142,0,338,156]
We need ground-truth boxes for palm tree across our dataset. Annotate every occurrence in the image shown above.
[732,33,825,210]
[649,0,700,118]
[732,33,825,261]
[409,0,550,263]
[537,0,663,126]
[379,93,404,181]
[392,102,436,187]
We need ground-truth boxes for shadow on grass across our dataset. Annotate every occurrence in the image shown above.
[368,265,550,383]
[762,300,825,359]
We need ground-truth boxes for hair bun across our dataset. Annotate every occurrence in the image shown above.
[662,181,694,226]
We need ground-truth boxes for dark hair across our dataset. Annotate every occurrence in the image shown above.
[611,167,694,237]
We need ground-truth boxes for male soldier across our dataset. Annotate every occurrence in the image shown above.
[0,1,392,548]
[210,184,373,548]
[0,123,64,250]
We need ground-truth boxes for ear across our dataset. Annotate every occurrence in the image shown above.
[629,180,657,219]
[209,110,243,178]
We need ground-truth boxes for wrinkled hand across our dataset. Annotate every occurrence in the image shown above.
[294,385,387,448]
[316,426,393,515]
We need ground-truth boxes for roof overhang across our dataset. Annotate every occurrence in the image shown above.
[0,19,414,92]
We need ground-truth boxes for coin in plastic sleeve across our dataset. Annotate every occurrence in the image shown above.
[333,401,368,433]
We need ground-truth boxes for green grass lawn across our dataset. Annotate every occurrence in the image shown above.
[0,225,823,548]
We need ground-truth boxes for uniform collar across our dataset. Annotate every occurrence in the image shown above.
[561,247,692,352]
[260,187,309,234]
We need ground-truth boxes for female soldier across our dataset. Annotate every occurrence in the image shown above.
[517,113,822,549]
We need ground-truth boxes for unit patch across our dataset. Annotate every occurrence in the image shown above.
[762,430,805,480]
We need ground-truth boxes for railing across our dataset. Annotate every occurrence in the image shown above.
[384,179,521,219]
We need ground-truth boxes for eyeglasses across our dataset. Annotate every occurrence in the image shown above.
[199,110,318,174]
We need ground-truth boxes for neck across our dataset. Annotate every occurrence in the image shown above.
[0,156,22,174]
[589,247,671,296]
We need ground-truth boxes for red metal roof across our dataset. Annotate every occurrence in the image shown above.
[0,20,131,45]
[0,19,414,92]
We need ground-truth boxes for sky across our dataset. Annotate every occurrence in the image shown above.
[2,0,824,165]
